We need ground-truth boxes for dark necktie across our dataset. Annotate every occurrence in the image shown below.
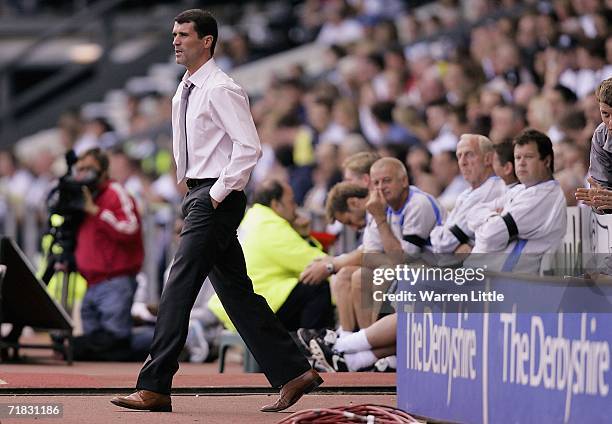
[176,81,194,182]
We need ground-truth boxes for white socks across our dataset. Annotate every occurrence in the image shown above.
[334,329,371,353]
[336,327,354,339]
[344,350,377,371]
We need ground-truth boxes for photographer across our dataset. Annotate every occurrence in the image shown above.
[73,148,144,360]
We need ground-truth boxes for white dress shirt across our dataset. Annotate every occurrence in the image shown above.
[172,58,262,202]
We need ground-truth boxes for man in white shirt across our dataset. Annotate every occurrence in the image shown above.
[430,134,506,254]
[111,9,320,414]
[467,129,566,273]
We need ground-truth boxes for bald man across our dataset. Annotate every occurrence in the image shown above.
[347,157,445,329]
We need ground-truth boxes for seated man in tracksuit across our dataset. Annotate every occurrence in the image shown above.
[429,134,506,255]
[466,129,566,274]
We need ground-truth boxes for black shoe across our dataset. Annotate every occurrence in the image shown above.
[296,328,337,355]
[309,338,348,372]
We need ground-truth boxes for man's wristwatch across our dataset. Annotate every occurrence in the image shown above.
[325,261,335,275]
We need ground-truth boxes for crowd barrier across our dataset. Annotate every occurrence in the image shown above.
[397,206,612,423]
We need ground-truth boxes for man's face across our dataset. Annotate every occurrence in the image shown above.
[492,151,506,178]
[335,199,367,231]
[273,183,297,223]
[172,22,211,71]
[600,102,612,131]
[514,142,550,187]
[431,152,457,186]
[545,89,568,119]
[370,164,408,205]
[491,107,514,140]
[74,155,103,184]
[456,137,490,187]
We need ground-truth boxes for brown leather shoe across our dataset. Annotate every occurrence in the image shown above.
[260,369,323,412]
[110,390,172,412]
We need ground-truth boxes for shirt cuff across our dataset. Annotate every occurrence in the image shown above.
[209,182,231,203]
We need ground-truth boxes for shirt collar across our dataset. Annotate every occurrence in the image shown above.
[182,58,217,88]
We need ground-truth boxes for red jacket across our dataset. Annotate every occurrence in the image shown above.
[75,180,144,285]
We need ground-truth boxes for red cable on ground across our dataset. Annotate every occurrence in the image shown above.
[277,404,422,423]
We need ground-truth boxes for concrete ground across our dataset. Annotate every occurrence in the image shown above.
[0,393,398,424]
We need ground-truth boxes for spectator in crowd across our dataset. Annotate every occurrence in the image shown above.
[545,84,579,143]
[370,101,421,147]
[303,143,342,215]
[0,149,33,222]
[426,100,458,155]
[73,148,144,360]
[108,149,146,212]
[208,180,334,332]
[558,108,590,146]
[430,134,505,254]
[405,146,441,197]
[316,1,364,45]
[526,94,554,134]
[489,104,527,144]
[492,140,519,188]
[430,150,469,211]
[467,129,566,273]
[73,117,119,155]
[513,82,539,108]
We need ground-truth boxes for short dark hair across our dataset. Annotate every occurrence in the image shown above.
[559,109,586,132]
[371,101,395,124]
[513,129,554,173]
[253,180,285,207]
[313,96,334,111]
[493,140,515,167]
[175,9,218,55]
[78,147,109,173]
[596,78,612,107]
[552,84,578,104]
[325,182,369,222]
[439,150,458,164]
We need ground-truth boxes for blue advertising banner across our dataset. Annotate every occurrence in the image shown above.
[397,274,612,424]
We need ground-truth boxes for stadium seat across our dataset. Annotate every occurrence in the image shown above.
[217,330,260,373]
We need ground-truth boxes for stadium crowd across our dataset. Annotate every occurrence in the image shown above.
[1,0,611,370]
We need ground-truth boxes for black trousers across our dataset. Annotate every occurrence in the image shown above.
[276,281,334,331]
[136,182,310,394]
